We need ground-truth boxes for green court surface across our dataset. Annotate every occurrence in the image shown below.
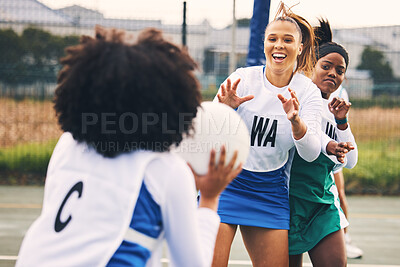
[1,186,399,267]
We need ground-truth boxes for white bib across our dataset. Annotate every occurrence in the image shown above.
[17,133,160,267]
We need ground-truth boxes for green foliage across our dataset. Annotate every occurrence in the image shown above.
[0,129,399,195]
[357,46,394,83]
[351,95,400,108]
[0,27,79,84]
[0,29,25,83]
[0,140,57,173]
[237,18,251,28]
[343,138,400,195]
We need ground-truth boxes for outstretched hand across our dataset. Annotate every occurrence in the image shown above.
[329,97,351,120]
[189,146,242,210]
[326,141,355,163]
[217,78,254,109]
[277,88,300,122]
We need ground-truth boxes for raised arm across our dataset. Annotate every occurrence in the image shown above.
[278,87,322,162]
[162,148,242,267]
[329,97,358,168]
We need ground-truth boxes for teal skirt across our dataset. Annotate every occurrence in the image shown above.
[288,187,348,255]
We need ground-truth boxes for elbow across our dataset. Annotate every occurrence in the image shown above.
[345,158,358,169]
[298,145,320,162]
[345,150,358,169]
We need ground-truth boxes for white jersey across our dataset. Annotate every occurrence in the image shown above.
[17,133,220,267]
[321,86,358,170]
[215,66,322,172]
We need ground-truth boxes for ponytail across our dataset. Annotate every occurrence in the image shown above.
[271,2,316,77]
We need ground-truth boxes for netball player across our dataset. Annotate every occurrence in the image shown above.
[212,3,323,266]
[288,19,358,267]
[16,26,242,267]
[330,86,364,259]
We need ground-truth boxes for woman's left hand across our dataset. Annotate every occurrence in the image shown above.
[329,97,351,120]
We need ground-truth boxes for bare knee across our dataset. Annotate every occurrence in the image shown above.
[212,223,237,267]
[240,226,288,267]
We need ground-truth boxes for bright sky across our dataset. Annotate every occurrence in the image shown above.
[39,0,400,29]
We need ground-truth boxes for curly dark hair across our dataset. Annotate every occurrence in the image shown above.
[54,27,201,157]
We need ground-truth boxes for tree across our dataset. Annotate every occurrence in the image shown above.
[0,27,79,84]
[0,29,25,83]
[237,18,251,28]
[357,46,394,83]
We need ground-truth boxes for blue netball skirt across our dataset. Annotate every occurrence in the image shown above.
[217,166,290,230]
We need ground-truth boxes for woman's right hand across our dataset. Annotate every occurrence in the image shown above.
[190,146,243,211]
[217,78,254,109]
[326,141,355,163]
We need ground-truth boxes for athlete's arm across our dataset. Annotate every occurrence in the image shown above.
[146,157,219,267]
[329,97,358,168]
[279,86,322,162]
[335,125,358,168]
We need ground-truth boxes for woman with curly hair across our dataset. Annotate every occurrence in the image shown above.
[288,18,358,267]
[212,3,323,266]
[16,26,242,267]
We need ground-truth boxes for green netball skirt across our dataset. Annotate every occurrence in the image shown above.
[288,185,349,255]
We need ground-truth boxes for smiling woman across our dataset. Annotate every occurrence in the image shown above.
[211,2,324,266]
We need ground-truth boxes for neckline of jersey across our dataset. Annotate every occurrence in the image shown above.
[262,65,291,93]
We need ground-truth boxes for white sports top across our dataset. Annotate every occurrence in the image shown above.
[322,86,358,170]
[16,133,220,267]
[215,66,322,172]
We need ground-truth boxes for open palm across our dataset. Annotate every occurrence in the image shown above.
[277,88,300,122]
[217,78,254,109]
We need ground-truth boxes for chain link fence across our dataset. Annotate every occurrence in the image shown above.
[0,0,399,192]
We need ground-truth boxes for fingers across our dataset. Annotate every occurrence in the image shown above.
[329,97,339,110]
[220,83,226,96]
[217,145,226,169]
[208,149,216,169]
[346,142,355,150]
[335,101,346,111]
[292,97,299,111]
[338,142,355,151]
[336,155,345,164]
[277,94,287,103]
[239,95,255,105]
[330,97,348,111]
[288,88,298,101]
[231,78,241,92]
[231,163,243,180]
[226,78,231,91]
[217,94,223,102]
[336,146,349,155]
[225,150,242,182]
[227,150,238,169]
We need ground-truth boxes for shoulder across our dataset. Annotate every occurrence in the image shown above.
[233,65,263,80]
[146,153,193,181]
[144,153,194,203]
[292,73,321,98]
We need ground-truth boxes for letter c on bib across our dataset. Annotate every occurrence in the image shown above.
[54,181,83,233]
